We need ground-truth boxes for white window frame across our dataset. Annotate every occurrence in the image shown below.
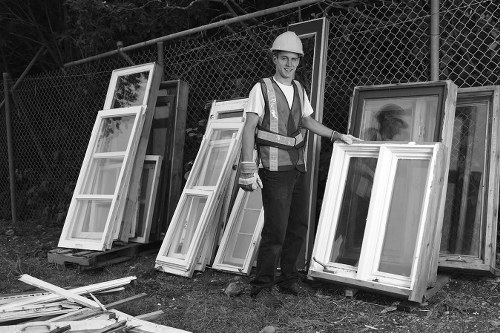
[103,62,158,110]
[155,189,215,277]
[212,188,264,274]
[308,142,446,302]
[208,98,248,122]
[58,106,146,251]
[129,155,163,244]
[155,120,244,277]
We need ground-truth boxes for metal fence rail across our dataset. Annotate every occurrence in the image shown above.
[0,0,498,223]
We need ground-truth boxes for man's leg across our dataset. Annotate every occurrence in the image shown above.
[251,169,297,295]
[278,170,308,288]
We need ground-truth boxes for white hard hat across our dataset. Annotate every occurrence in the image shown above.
[270,31,304,56]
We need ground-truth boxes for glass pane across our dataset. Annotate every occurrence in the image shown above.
[82,157,123,194]
[191,128,236,187]
[359,96,439,142]
[330,156,377,266]
[218,110,244,119]
[222,191,262,267]
[378,159,429,277]
[441,101,488,256]
[136,162,156,238]
[70,199,111,239]
[96,115,136,152]
[111,71,150,108]
[166,195,207,258]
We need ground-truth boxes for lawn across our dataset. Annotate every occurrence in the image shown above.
[1,220,500,333]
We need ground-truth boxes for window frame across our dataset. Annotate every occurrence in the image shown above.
[103,62,158,110]
[129,155,163,244]
[308,142,446,302]
[155,120,244,277]
[439,86,500,273]
[58,106,146,251]
[212,188,264,274]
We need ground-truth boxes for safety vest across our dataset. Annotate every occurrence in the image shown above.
[256,77,307,172]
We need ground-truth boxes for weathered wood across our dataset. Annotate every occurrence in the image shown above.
[135,310,164,321]
[17,275,99,309]
[105,293,148,309]
[0,276,136,311]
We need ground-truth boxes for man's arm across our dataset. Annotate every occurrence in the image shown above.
[301,115,361,144]
[301,115,333,138]
[241,113,260,161]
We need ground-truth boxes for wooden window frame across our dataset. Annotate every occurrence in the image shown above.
[155,120,244,277]
[58,106,146,251]
[212,188,264,275]
[103,62,158,110]
[308,142,446,302]
[347,80,458,284]
[129,155,163,244]
[155,189,215,277]
[439,86,500,273]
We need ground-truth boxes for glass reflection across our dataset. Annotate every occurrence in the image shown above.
[167,195,207,258]
[360,96,439,142]
[111,72,150,108]
[222,189,262,267]
[96,115,135,152]
[330,156,377,266]
[71,199,111,239]
[441,100,488,256]
[82,157,123,194]
[378,159,429,277]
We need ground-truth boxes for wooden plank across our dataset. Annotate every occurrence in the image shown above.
[110,309,192,333]
[105,293,147,309]
[135,310,164,321]
[18,275,99,309]
[1,276,136,312]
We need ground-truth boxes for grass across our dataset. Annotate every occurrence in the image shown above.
[1,221,500,332]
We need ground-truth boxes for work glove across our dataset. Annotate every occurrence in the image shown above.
[238,161,263,192]
[331,131,362,145]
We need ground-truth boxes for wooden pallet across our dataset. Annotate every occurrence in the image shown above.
[48,241,161,270]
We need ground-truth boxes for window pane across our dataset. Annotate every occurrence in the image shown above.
[378,159,429,277]
[166,195,207,258]
[441,101,488,256]
[111,72,150,108]
[82,157,124,194]
[359,96,439,142]
[96,115,135,152]
[70,199,111,239]
[221,190,262,267]
[135,162,156,237]
[330,157,377,266]
[191,128,236,187]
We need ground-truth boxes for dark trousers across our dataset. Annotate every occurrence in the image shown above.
[251,168,308,290]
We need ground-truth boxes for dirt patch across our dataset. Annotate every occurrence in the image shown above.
[1,220,500,333]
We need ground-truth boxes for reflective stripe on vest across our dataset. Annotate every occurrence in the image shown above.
[256,129,304,149]
[262,78,279,171]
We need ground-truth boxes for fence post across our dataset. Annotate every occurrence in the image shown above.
[3,73,17,224]
[430,0,440,81]
[157,42,164,80]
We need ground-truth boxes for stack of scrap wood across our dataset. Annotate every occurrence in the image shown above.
[0,274,190,333]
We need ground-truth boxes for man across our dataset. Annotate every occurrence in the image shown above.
[239,30,359,302]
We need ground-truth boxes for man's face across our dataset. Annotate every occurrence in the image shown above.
[273,51,300,80]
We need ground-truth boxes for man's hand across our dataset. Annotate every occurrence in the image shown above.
[338,133,362,145]
[238,161,263,191]
[331,131,362,145]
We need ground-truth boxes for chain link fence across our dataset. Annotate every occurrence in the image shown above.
[0,0,498,225]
